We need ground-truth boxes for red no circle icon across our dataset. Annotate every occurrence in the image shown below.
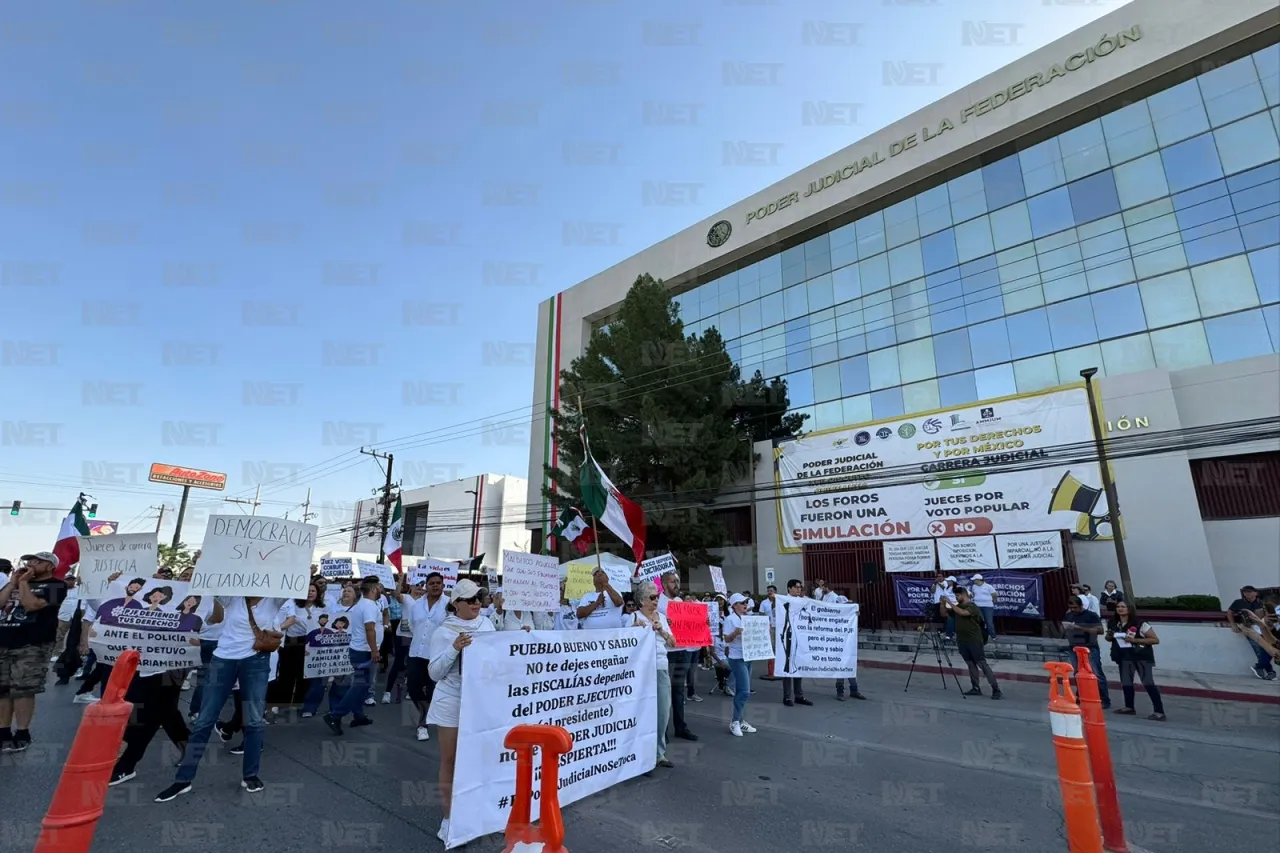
[928,518,994,536]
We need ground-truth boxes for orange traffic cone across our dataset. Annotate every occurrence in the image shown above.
[1044,661,1103,853]
[1073,647,1128,853]
[502,724,575,853]
[34,649,140,853]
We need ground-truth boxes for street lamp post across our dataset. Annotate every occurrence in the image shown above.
[1080,367,1136,600]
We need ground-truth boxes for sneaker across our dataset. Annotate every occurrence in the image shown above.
[187,713,199,723]
[965,688,983,696]
[416,726,430,742]
[783,699,794,707]
[1265,671,1278,681]
[322,714,344,736]
[363,697,376,706]
[991,690,1003,700]
[241,776,264,793]
[739,721,757,733]
[437,819,450,843]
[795,697,814,706]
[229,742,245,756]
[73,693,100,704]
[675,729,698,741]
[214,723,232,742]
[350,716,373,728]
[381,692,391,704]
[1251,665,1267,679]
[836,694,847,701]
[300,712,314,719]
[10,731,31,752]
[730,721,743,737]
[725,686,735,697]
[109,769,136,787]
[852,693,868,700]
[657,757,674,768]
[688,694,703,703]
[154,782,192,803]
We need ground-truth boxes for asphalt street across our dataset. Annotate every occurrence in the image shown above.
[2,665,1277,853]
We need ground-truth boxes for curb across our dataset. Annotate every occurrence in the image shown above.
[859,659,1280,705]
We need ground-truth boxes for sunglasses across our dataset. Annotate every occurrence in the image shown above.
[646,595,659,601]
[456,596,481,605]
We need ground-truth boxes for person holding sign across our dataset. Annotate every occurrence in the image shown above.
[426,579,494,843]
[721,594,758,737]
[402,571,448,742]
[632,580,677,768]
[778,579,813,707]
[657,572,700,742]
[576,567,624,629]
[323,577,384,735]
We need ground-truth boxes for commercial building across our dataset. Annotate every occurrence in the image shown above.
[529,0,1280,609]
[350,474,530,569]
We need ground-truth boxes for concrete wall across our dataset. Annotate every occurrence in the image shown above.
[527,0,1280,513]
[1145,622,1270,676]
[396,474,531,570]
[1203,518,1280,602]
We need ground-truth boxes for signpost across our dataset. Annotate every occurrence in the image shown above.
[148,463,227,547]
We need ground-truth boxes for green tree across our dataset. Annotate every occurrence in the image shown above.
[543,273,806,570]
[158,543,195,575]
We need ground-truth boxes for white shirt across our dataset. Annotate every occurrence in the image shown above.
[969,583,996,608]
[213,598,284,661]
[427,615,495,693]
[498,610,552,632]
[276,601,313,638]
[723,612,745,659]
[346,597,384,652]
[405,594,448,659]
[554,604,579,631]
[932,584,948,605]
[578,591,624,629]
[758,598,774,619]
[1085,594,1102,616]
[633,610,672,671]
[58,588,81,622]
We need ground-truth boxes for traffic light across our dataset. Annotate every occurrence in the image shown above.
[88,503,98,518]
[9,501,19,516]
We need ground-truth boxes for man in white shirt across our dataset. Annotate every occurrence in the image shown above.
[403,571,448,741]
[657,572,699,741]
[778,579,813,706]
[324,577,383,734]
[939,576,958,640]
[576,568,623,629]
[968,574,999,639]
[1071,584,1101,617]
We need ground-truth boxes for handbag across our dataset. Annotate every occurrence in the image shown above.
[246,601,284,654]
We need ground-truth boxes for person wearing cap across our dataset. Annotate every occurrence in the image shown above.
[425,579,494,843]
[721,593,759,737]
[968,574,998,640]
[0,552,69,752]
[323,576,384,735]
[632,580,677,767]
[576,567,624,630]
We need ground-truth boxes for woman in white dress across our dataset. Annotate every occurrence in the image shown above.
[426,579,494,842]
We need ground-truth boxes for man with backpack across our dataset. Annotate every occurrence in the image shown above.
[944,587,1002,699]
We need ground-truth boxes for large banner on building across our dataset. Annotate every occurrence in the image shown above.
[775,387,1099,552]
[445,628,657,849]
[893,571,1046,620]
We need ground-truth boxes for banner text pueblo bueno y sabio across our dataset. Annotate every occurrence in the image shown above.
[775,387,1099,552]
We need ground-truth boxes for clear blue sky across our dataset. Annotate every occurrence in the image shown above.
[0,0,1124,555]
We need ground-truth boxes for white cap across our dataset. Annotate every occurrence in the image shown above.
[970,573,983,580]
[729,593,748,606]
[451,579,482,602]
[945,575,957,583]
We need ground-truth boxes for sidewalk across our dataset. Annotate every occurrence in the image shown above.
[858,647,1280,704]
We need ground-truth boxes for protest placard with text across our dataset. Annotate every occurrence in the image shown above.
[633,552,676,585]
[319,557,354,579]
[709,565,728,596]
[667,600,712,648]
[356,559,394,588]
[410,557,459,592]
[88,578,210,674]
[741,614,775,662]
[192,515,316,597]
[303,609,355,678]
[500,551,560,612]
[772,596,858,678]
[76,533,158,598]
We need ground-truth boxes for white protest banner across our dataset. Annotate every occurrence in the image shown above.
[485,566,500,589]
[938,536,998,571]
[633,552,676,585]
[996,531,1063,569]
[356,559,394,588]
[500,551,560,612]
[76,533,159,599]
[883,539,937,574]
[411,557,459,591]
[772,596,859,678]
[776,387,1098,551]
[303,609,354,678]
[709,565,728,596]
[741,614,775,662]
[319,557,354,579]
[446,628,656,849]
[88,579,210,674]
[192,515,316,597]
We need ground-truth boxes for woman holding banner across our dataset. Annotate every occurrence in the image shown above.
[633,580,677,768]
[721,594,757,737]
[426,579,494,842]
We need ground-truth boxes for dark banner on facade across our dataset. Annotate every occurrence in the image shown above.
[893,571,1046,620]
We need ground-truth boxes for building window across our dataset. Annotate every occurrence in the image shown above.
[1190,452,1280,519]
[712,506,754,547]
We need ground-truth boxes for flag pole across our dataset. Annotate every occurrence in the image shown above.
[577,394,607,578]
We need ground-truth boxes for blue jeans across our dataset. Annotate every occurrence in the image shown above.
[1070,645,1110,706]
[331,650,374,720]
[176,653,270,783]
[1247,636,1276,673]
[728,658,751,723]
[302,677,341,716]
[979,606,997,638]
[944,614,956,636]
[188,640,218,714]
[836,676,860,697]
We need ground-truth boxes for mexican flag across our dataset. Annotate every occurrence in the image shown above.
[52,500,91,579]
[548,506,595,555]
[384,497,404,571]
[579,432,646,563]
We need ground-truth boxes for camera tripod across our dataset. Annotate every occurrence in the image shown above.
[903,624,967,696]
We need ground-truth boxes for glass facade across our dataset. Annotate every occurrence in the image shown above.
[672,45,1280,430]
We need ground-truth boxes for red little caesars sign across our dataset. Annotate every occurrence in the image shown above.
[148,463,227,491]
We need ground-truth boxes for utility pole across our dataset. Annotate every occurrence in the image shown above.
[224,485,262,516]
[301,488,316,523]
[1080,368,1136,600]
[361,447,395,562]
[152,504,167,534]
